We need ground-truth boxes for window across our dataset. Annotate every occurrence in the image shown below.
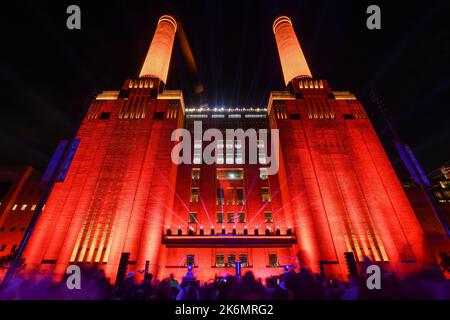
[343,114,355,120]
[0,182,13,198]
[190,187,199,204]
[216,140,224,164]
[31,205,37,211]
[216,169,244,180]
[192,168,200,180]
[187,114,208,119]
[188,212,197,224]
[235,141,243,164]
[99,112,111,120]
[216,212,224,223]
[186,255,195,267]
[239,254,248,267]
[21,204,27,211]
[216,188,225,205]
[12,204,17,211]
[289,113,301,120]
[11,245,17,253]
[264,212,274,223]
[10,227,16,232]
[193,139,202,164]
[153,112,165,119]
[259,168,268,180]
[215,254,225,267]
[0,245,5,252]
[20,227,25,232]
[268,254,278,267]
[237,212,246,223]
[258,139,267,164]
[261,187,271,203]
[236,188,245,205]
[227,212,235,223]
[226,188,235,205]
[227,254,236,267]
[0,227,4,232]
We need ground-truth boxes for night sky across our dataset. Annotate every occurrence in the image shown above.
[1,0,450,179]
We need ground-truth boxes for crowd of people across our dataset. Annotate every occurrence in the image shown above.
[0,262,448,300]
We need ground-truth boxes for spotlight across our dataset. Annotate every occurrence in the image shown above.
[166,227,172,236]
[254,226,259,235]
[232,225,236,235]
[243,226,248,235]
[284,265,290,275]
[265,226,270,235]
[200,226,204,236]
[188,227,194,236]
[222,226,226,234]
[177,226,182,236]
[211,226,215,235]
[185,263,196,280]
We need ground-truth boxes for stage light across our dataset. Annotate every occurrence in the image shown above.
[254,226,259,235]
[284,265,290,275]
[232,225,236,235]
[200,226,204,236]
[244,226,248,235]
[177,226,182,236]
[211,226,215,235]
[166,227,172,236]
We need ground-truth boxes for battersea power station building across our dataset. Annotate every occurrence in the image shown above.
[18,15,440,283]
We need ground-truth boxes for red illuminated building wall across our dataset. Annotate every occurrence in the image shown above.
[18,15,444,283]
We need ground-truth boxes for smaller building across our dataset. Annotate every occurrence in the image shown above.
[402,166,450,276]
[0,166,45,280]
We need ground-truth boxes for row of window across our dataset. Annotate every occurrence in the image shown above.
[0,244,17,253]
[18,189,43,196]
[186,114,267,119]
[188,211,274,224]
[192,168,269,181]
[276,112,365,121]
[163,111,361,122]
[0,226,26,232]
[215,254,248,267]
[190,187,270,205]
[11,204,39,211]
[276,111,301,120]
[434,189,450,200]
[185,253,279,268]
